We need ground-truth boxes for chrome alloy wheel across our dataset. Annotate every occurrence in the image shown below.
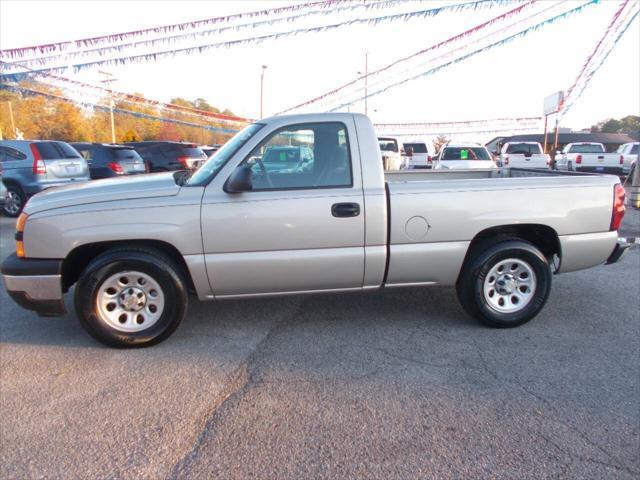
[483,258,537,313]
[96,271,165,332]
[4,190,22,215]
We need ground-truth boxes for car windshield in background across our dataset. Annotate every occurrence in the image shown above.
[568,144,605,153]
[442,147,491,160]
[187,123,264,186]
[506,143,542,155]
[111,148,143,161]
[403,143,428,153]
[36,141,81,159]
[378,139,398,152]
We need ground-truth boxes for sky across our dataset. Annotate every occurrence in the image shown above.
[1,0,639,142]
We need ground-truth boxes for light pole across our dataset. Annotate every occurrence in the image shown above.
[260,65,267,119]
[99,70,117,143]
[364,52,368,116]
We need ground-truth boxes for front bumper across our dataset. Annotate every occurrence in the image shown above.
[605,238,632,265]
[1,253,65,316]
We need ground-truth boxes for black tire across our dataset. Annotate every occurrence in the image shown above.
[456,239,552,328]
[3,185,26,217]
[74,247,188,348]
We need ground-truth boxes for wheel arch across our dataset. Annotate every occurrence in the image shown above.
[62,240,196,293]
[457,223,560,284]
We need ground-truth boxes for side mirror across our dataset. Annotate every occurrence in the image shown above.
[224,164,253,193]
[556,150,561,155]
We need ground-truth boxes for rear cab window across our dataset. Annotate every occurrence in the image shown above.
[505,143,542,155]
[403,143,428,153]
[378,138,398,153]
[442,147,491,160]
[568,144,605,154]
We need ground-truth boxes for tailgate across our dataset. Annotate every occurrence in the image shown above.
[581,153,618,167]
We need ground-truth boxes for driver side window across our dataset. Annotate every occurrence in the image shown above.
[242,122,352,190]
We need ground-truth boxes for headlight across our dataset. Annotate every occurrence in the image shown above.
[15,212,28,258]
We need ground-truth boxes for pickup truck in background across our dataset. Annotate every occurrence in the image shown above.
[554,142,624,174]
[433,143,496,170]
[377,136,404,170]
[1,113,629,347]
[499,142,550,169]
[617,142,638,175]
[403,141,433,169]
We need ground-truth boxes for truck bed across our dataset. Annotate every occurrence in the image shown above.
[382,167,620,287]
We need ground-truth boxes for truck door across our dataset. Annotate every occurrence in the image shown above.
[201,120,365,297]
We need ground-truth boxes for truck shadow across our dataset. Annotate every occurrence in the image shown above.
[1,286,474,350]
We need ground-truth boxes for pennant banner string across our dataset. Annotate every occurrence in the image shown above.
[328,0,598,111]
[276,0,539,114]
[0,0,516,76]
[8,0,506,66]
[560,4,639,118]
[0,0,340,59]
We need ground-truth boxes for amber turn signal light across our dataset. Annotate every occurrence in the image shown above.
[16,213,28,258]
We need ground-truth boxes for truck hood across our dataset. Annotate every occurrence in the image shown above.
[24,172,180,215]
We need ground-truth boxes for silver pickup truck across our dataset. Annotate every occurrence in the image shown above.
[1,113,630,347]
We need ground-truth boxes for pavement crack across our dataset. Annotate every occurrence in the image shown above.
[166,303,302,480]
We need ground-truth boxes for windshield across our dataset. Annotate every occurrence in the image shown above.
[441,147,491,160]
[505,143,542,155]
[378,138,398,152]
[403,143,427,153]
[568,144,604,153]
[187,123,264,186]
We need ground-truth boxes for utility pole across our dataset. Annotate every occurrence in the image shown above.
[260,65,267,119]
[99,71,117,143]
[1,101,16,138]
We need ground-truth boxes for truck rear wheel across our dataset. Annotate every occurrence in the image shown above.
[456,239,552,328]
[74,247,188,347]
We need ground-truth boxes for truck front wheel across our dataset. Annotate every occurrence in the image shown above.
[74,247,188,347]
[456,239,552,328]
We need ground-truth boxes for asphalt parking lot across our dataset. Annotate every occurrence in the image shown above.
[1,208,639,479]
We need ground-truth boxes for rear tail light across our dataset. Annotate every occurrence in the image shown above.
[107,162,124,174]
[619,155,624,165]
[29,144,46,174]
[503,155,509,166]
[177,156,190,169]
[427,155,432,164]
[575,154,582,164]
[610,184,626,231]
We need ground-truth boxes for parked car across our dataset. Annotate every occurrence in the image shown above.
[499,142,550,169]
[616,142,638,175]
[554,142,623,174]
[0,163,7,211]
[433,143,496,169]
[0,140,90,217]
[257,145,314,174]
[200,144,222,158]
[378,136,404,170]
[71,143,147,179]
[125,141,207,172]
[403,141,433,169]
[1,113,630,347]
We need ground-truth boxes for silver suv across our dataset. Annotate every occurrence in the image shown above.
[0,140,90,217]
